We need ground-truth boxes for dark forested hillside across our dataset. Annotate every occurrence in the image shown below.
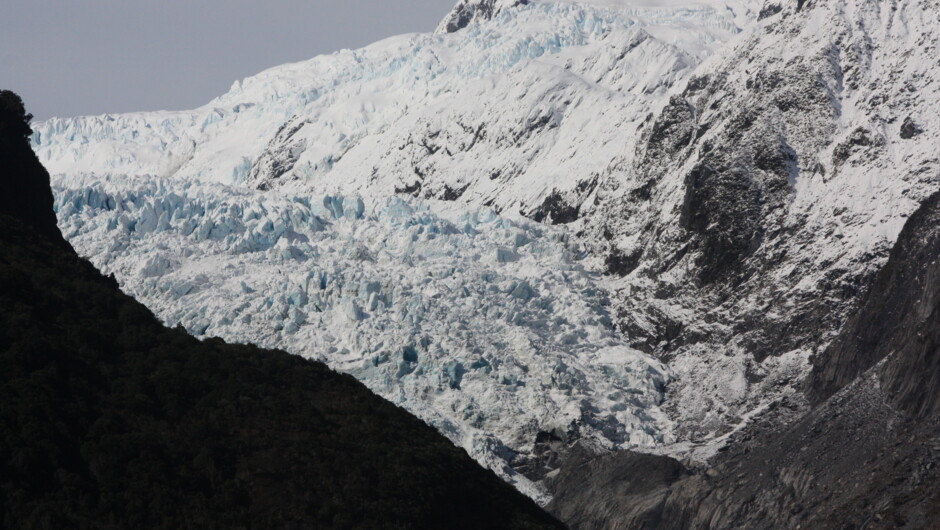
[0,91,67,247]
[0,90,563,529]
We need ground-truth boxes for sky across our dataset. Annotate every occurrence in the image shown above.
[1,0,460,119]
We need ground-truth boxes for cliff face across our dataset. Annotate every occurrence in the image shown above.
[875,198,940,419]
[549,192,940,530]
[0,92,562,529]
[811,192,940,412]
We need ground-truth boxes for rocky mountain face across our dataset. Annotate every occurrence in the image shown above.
[811,192,940,412]
[549,190,940,529]
[437,0,530,33]
[583,0,940,451]
[545,0,940,525]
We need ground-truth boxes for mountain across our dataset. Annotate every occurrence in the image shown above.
[544,0,940,526]
[33,0,763,498]
[0,90,562,529]
[27,0,940,519]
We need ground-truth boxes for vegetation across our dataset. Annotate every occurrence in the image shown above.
[0,90,66,246]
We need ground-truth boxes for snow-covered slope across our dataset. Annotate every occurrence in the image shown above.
[52,172,672,500]
[585,0,940,455]
[33,0,759,219]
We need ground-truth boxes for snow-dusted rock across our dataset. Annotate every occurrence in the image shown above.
[584,0,940,456]
[437,0,530,33]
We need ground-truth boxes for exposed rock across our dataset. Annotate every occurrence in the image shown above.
[901,116,924,139]
[551,181,940,530]
[547,444,687,530]
[530,190,581,224]
[757,2,783,20]
[832,126,880,167]
[438,0,530,33]
[810,192,940,406]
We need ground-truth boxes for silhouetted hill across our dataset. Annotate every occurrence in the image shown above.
[0,91,67,246]
[0,91,564,529]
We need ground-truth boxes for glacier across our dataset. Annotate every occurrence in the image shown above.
[32,0,767,498]
[53,172,673,500]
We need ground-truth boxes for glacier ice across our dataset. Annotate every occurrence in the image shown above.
[53,173,673,501]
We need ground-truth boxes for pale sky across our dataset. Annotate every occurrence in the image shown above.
[1,0,459,119]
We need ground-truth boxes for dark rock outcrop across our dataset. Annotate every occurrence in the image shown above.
[248,115,309,190]
[439,0,530,33]
[547,445,687,530]
[810,192,940,406]
[530,190,581,225]
[901,116,924,139]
